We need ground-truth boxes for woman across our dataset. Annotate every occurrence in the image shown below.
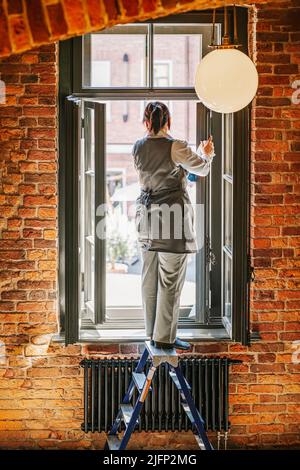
[132,101,215,350]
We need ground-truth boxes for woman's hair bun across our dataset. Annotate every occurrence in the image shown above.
[143,101,170,135]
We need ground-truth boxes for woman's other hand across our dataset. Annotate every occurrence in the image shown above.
[200,135,215,158]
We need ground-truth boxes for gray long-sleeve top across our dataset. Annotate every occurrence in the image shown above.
[146,129,215,177]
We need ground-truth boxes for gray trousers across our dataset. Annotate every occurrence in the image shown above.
[141,251,188,344]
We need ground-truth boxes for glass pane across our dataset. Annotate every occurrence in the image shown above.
[224,180,232,251]
[223,253,232,322]
[79,106,96,323]
[83,25,148,87]
[224,113,233,176]
[104,100,198,321]
[84,240,94,309]
[154,62,171,87]
[153,24,204,87]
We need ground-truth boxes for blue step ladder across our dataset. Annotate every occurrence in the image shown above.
[104,341,214,451]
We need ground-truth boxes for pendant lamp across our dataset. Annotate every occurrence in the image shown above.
[195,6,258,113]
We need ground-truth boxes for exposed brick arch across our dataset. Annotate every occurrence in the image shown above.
[0,0,279,58]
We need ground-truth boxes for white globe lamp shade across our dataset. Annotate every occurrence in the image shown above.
[195,48,259,113]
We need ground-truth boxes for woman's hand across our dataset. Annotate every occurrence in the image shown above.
[200,135,215,158]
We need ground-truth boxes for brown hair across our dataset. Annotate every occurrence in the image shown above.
[142,101,171,135]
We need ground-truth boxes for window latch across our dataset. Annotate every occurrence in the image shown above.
[205,236,216,266]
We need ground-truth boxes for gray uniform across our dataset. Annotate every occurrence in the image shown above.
[132,130,214,343]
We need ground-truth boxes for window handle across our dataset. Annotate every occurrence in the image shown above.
[205,236,217,266]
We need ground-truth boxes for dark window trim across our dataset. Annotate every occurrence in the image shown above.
[58,7,251,345]
[62,96,81,344]
[58,37,76,340]
[232,106,251,344]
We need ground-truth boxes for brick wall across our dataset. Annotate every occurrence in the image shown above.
[0,1,299,449]
[0,0,274,58]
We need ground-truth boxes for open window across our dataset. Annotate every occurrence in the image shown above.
[59,9,251,346]
[78,99,205,331]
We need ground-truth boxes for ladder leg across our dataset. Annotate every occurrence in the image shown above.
[122,346,149,403]
[172,365,214,451]
[135,346,149,372]
[119,365,156,450]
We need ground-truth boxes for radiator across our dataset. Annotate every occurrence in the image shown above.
[80,356,240,434]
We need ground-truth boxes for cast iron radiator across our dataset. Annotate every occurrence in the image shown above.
[80,356,241,432]
[80,356,240,434]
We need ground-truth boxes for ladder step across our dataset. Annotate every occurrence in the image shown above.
[145,341,178,367]
[120,403,138,426]
[181,403,195,424]
[195,435,206,451]
[132,372,152,393]
[182,401,205,425]
[107,434,121,450]
[169,370,191,391]
[145,340,177,358]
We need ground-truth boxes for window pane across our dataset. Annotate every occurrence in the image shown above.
[83,25,148,88]
[224,180,232,251]
[82,24,218,89]
[154,62,171,87]
[85,241,94,312]
[223,252,232,323]
[224,113,233,175]
[153,24,204,87]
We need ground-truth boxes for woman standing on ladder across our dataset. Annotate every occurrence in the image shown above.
[132,101,215,350]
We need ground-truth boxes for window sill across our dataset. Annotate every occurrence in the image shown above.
[52,327,231,344]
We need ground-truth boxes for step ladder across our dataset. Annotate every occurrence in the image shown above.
[104,341,214,451]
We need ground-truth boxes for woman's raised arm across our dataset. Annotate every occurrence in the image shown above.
[171,136,215,177]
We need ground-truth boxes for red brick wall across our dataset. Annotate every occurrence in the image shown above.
[0,0,276,58]
[0,1,299,449]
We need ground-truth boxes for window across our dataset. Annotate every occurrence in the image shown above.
[90,60,110,87]
[82,25,149,88]
[140,61,172,121]
[153,61,172,87]
[80,23,207,90]
[222,114,233,334]
[59,9,250,345]
[79,99,198,328]
[153,24,203,87]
